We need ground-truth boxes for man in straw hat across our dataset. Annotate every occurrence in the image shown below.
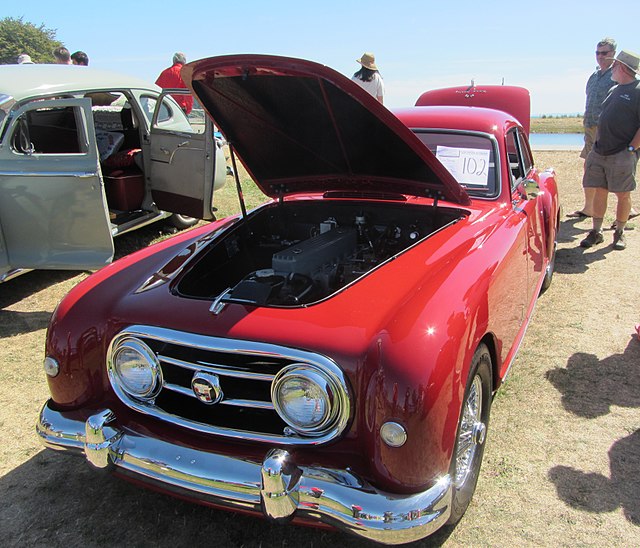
[352,52,385,104]
[580,50,640,250]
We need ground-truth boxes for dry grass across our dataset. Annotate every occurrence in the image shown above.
[1,151,640,547]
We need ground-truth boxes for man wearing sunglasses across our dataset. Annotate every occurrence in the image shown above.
[568,38,617,219]
[580,50,640,250]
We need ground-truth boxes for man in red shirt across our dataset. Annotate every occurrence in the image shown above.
[155,52,194,114]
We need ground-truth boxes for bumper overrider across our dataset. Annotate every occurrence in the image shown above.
[36,401,452,544]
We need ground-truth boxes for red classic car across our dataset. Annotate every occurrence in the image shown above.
[37,56,559,544]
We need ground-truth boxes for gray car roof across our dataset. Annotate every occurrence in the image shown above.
[0,65,161,101]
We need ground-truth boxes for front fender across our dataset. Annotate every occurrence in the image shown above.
[537,168,561,257]
[361,239,494,492]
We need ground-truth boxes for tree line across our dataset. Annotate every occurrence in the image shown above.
[0,17,64,65]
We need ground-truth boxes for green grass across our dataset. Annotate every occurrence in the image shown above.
[530,116,583,133]
[213,172,267,219]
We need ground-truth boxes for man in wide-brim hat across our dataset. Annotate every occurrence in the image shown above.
[580,49,640,251]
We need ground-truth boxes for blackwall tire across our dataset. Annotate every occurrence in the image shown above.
[446,343,492,525]
[541,239,557,293]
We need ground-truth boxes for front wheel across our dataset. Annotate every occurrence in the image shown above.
[169,214,199,230]
[447,343,493,525]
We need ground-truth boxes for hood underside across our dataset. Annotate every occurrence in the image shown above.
[182,55,469,205]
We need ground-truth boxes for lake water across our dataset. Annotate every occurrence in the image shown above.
[529,133,583,150]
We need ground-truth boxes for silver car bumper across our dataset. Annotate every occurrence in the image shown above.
[36,401,452,544]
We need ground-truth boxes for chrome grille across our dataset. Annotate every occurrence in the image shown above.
[107,325,351,445]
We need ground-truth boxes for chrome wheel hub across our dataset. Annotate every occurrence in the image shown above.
[454,374,485,488]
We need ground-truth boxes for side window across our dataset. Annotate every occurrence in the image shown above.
[141,93,194,134]
[11,106,84,155]
[139,94,158,125]
[518,129,534,174]
[187,102,207,135]
[505,129,524,187]
[90,92,141,161]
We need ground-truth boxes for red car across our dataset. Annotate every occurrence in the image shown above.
[37,56,559,544]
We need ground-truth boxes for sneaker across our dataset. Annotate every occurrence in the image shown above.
[580,230,604,248]
[613,229,626,250]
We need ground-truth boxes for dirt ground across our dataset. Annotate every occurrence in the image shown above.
[1,150,639,547]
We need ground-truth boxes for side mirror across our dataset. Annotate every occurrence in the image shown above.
[523,179,540,198]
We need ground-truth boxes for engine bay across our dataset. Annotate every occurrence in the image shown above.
[176,200,464,307]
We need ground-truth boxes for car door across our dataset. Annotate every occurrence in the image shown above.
[146,91,220,220]
[0,98,114,277]
[506,128,546,303]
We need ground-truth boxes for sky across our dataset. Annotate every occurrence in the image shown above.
[6,0,639,115]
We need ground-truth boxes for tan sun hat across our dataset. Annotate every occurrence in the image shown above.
[356,52,378,70]
[609,50,640,75]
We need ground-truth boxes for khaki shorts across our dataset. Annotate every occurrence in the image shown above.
[583,149,638,192]
[580,126,597,159]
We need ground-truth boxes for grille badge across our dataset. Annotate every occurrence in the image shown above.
[191,372,223,405]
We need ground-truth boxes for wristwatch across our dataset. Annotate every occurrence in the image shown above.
[629,146,637,152]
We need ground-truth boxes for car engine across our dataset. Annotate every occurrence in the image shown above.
[176,201,463,307]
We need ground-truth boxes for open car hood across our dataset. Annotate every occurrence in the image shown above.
[183,55,470,205]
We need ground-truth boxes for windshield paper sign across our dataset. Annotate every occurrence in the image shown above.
[436,146,490,187]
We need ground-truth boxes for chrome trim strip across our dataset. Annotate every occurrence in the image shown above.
[0,268,30,283]
[0,170,97,177]
[162,381,274,410]
[220,398,273,410]
[37,403,452,544]
[112,211,171,237]
[106,325,352,446]
[159,354,276,381]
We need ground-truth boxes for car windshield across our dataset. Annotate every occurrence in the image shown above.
[412,131,498,198]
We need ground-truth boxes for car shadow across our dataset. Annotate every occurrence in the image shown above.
[0,309,53,336]
[0,220,179,312]
[0,448,447,547]
[545,337,640,525]
[0,269,83,309]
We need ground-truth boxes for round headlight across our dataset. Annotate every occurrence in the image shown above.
[111,338,160,398]
[272,366,336,435]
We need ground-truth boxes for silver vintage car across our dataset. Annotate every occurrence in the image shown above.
[0,65,227,282]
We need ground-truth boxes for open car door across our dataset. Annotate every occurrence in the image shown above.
[0,98,114,278]
[147,90,223,220]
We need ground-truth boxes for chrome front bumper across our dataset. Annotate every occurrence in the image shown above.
[36,401,452,544]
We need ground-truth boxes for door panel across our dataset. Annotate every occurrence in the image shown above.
[0,98,114,273]
[147,91,218,220]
